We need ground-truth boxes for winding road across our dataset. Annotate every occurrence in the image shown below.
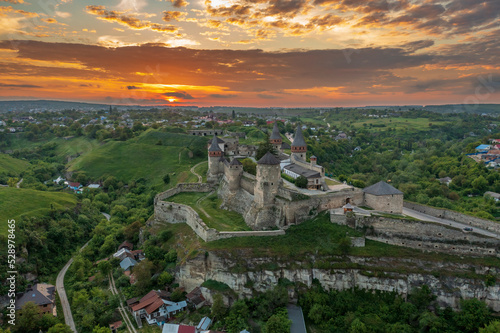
[56,240,90,333]
[403,207,500,240]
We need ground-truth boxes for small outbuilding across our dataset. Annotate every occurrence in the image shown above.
[362,181,403,214]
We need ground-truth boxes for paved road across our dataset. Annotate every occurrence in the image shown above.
[287,304,307,333]
[16,178,23,188]
[403,207,500,240]
[56,241,90,333]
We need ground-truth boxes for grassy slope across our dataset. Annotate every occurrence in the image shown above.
[167,192,251,231]
[68,130,207,185]
[0,153,29,175]
[0,187,76,235]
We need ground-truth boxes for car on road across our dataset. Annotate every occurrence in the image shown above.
[462,227,473,232]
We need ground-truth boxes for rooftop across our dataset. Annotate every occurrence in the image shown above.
[208,135,222,152]
[363,181,403,196]
[257,151,281,165]
[284,163,321,178]
[291,125,307,147]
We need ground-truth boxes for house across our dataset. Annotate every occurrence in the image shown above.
[120,257,137,271]
[67,182,82,191]
[113,248,134,260]
[185,287,206,309]
[196,317,212,331]
[162,324,196,333]
[131,290,188,326]
[109,320,123,333]
[118,241,134,251]
[475,144,491,152]
[15,283,56,315]
[484,191,500,202]
[438,177,452,186]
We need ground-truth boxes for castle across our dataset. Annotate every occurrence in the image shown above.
[206,123,404,230]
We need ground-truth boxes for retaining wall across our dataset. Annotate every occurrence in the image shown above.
[330,212,499,257]
[404,201,500,234]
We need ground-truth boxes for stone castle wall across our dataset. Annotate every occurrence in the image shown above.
[331,212,499,257]
[404,201,500,234]
[154,183,284,242]
[365,193,403,214]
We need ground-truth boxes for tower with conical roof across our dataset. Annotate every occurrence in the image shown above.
[208,135,223,182]
[291,125,307,161]
[269,121,283,152]
[254,151,281,207]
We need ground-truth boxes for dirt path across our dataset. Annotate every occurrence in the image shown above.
[190,161,206,183]
[109,273,138,333]
[16,178,23,188]
[56,241,90,333]
[196,191,213,219]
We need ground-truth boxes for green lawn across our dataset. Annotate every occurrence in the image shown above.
[68,140,205,186]
[325,178,341,186]
[0,153,29,176]
[166,192,251,231]
[193,161,208,182]
[0,187,77,235]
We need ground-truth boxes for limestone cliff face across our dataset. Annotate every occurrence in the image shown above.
[178,251,500,312]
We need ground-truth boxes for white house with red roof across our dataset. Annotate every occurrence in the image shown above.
[129,290,187,326]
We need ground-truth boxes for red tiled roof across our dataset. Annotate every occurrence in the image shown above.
[68,182,81,187]
[131,291,158,312]
[118,241,133,250]
[144,298,164,315]
[178,325,196,333]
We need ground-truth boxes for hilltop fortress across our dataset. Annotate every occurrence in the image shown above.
[207,123,403,230]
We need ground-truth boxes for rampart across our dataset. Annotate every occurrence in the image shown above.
[154,183,284,241]
[404,201,500,234]
[331,212,499,257]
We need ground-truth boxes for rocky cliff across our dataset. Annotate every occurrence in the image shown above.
[178,251,500,312]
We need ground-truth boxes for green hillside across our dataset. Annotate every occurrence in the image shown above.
[0,187,77,235]
[0,153,29,175]
[68,131,207,185]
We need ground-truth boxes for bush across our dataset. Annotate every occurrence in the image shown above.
[295,176,308,188]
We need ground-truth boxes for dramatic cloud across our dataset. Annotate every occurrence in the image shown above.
[163,91,195,99]
[0,0,25,3]
[209,94,238,98]
[86,5,178,33]
[0,83,42,88]
[127,85,141,89]
[162,11,187,22]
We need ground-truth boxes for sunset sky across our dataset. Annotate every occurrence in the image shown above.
[0,0,499,107]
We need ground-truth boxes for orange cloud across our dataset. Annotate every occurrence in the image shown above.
[162,11,187,22]
[86,5,178,33]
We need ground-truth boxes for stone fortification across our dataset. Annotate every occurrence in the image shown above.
[404,201,500,234]
[154,183,284,242]
[178,251,500,312]
[331,212,499,257]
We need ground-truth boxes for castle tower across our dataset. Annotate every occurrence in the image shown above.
[227,158,243,192]
[254,152,281,207]
[208,135,223,183]
[310,155,317,168]
[291,125,307,161]
[269,121,283,152]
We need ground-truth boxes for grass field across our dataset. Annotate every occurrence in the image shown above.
[68,131,206,185]
[0,187,77,235]
[166,192,251,231]
[0,153,29,176]
[325,178,341,186]
[193,161,208,183]
[328,117,450,134]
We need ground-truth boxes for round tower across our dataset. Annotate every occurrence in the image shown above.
[254,152,281,207]
[291,125,307,161]
[227,158,243,192]
[208,135,222,183]
[310,155,317,167]
[269,121,283,152]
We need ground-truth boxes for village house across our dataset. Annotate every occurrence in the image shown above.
[129,290,188,326]
[15,283,56,316]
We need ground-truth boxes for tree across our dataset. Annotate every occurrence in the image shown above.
[47,324,74,333]
[97,260,112,276]
[211,293,227,320]
[158,271,174,286]
[134,259,154,293]
[456,299,491,333]
[92,325,112,333]
[16,302,42,333]
[480,321,500,333]
[256,135,278,160]
[349,318,367,333]
[295,176,308,188]
[163,174,170,184]
[7,177,18,188]
[264,308,291,333]
[170,288,185,302]
[241,158,256,175]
